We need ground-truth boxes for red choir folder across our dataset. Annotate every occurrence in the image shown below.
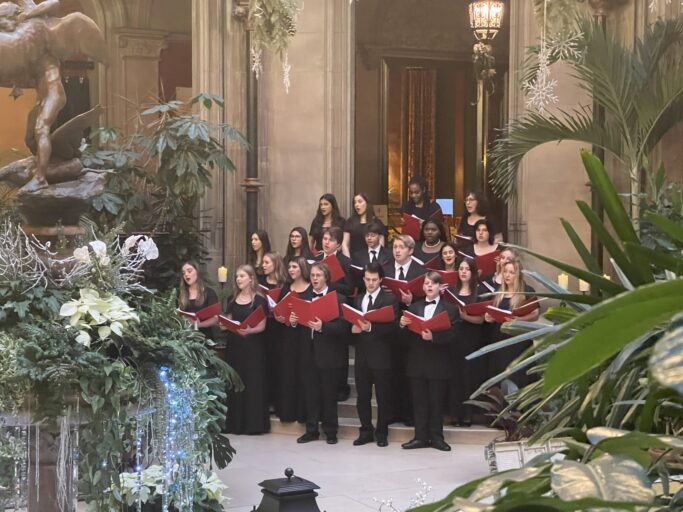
[322,254,346,283]
[272,291,299,325]
[484,299,541,323]
[436,270,459,287]
[423,256,442,270]
[476,250,501,277]
[403,310,451,335]
[342,304,395,326]
[442,290,494,316]
[218,305,266,336]
[259,285,282,303]
[289,291,340,326]
[176,302,221,322]
[382,274,426,298]
[402,214,424,240]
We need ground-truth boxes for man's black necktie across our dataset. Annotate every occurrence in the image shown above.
[370,250,377,263]
[425,300,436,305]
[398,267,405,280]
[367,294,374,309]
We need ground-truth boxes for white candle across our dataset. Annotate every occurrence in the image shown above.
[579,279,590,292]
[218,266,228,283]
[602,274,611,281]
[557,273,569,289]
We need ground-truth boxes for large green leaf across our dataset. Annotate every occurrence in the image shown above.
[644,211,683,244]
[506,244,625,296]
[580,150,640,246]
[550,455,655,504]
[542,279,683,390]
[560,218,603,275]
[649,318,683,394]
[624,242,683,274]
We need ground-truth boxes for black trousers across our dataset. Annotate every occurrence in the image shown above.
[411,377,448,443]
[391,342,413,421]
[303,365,341,437]
[355,363,392,438]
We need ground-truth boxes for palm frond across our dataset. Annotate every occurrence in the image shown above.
[489,106,623,200]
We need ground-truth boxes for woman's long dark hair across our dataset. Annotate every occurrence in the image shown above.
[312,193,344,228]
[464,190,489,217]
[178,261,206,309]
[454,257,480,300]
[420,218,449,243]
[285,226,313,263]
[473,219,495,245]
[351,193,377,221]
[248,229,272,267]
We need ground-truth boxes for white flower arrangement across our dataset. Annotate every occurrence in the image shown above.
[116,465,228,507]
[59,288,139,347]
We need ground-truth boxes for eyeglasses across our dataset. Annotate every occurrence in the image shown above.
[465,198,476,203]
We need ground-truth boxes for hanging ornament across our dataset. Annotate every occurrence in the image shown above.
[525,0,559,113]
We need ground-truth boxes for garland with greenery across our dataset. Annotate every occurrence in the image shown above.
[0,216,242,511]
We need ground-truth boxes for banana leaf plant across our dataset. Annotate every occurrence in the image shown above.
[407,151,683,511]
[491,16,683,224]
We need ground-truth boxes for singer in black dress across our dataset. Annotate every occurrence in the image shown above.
[273,256,312,423]
[178,261,219,341]
[309,193,346,252]
[400,175,442,221]
[458,190,503,242]
[342,193,387,257]
[484,260,540,389]
[222,265,270,435]
[448,258,487,427]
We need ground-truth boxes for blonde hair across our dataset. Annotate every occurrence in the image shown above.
[178,261,206,309]
[393,234,416,250]
[263,252,288,286]
[495,248,520,277]
[232,264,263,300]
[494,260,527,309]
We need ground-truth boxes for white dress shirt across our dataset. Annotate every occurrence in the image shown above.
[423,296,440,320]
[394,260,412,280]
[362,288,381,313]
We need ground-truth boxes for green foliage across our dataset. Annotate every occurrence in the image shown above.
[83,94,246,291]
[249,0,301,58]
[491,15,683,223]
[0,280,70,327]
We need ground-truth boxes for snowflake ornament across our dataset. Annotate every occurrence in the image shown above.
[547,31,584,62]
[525,48,558,113]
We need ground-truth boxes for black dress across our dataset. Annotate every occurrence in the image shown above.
[182,288,218,341]
[412,242,444,266]
[400,200,442,221]
[344,216,387,255]
[275,282,311,423]
[225,295,270,434]
[450,287,488,422]
[458,215,500,239]
[309,217,346,252]
[259,279,285,414]
[488,284,537,388]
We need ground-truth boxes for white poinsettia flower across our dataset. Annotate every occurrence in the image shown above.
[138,237,159,260]
[121,235,143,256]
[73,246,91,264]
[59,302,78,317]
[75,330,91,347]
[89,240,107,259]
[199,471,228,501]
[98,325,112,339]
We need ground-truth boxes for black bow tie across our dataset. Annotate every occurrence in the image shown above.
[425,300,437,305]
[312,292,324,298]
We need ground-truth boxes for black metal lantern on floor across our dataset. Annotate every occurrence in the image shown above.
[256,468,321,512]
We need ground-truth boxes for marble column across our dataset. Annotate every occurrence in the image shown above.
[506,0,592,281]
[113,29,167,133]
[258,0,354,251]
[193,0,248,279]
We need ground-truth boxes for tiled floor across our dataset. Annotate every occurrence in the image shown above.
[216,433,491,511]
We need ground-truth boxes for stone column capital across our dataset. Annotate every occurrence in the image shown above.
[116,29,168,59]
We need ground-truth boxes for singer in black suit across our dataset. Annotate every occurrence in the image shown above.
[382,234,427,427]
[399,271,457,451]
[315,226,355,298]
[291,262,349,445]
[349,262,399,447]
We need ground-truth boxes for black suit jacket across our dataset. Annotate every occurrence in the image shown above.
[404,298,457,380]
[351,290,399,370]
[352,246,394,268]
[314,252,355,297]
[298,288,350,369]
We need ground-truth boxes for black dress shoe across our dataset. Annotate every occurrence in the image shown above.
[353,435,374,446]
[461,418,472,428]
[326,436,338,444]
[431,439,451,451]
[297,432,319,444]
[401,439,429,449]
[376,438,388,447]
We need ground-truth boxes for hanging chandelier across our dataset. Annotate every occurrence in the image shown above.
[468,0,505,42]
